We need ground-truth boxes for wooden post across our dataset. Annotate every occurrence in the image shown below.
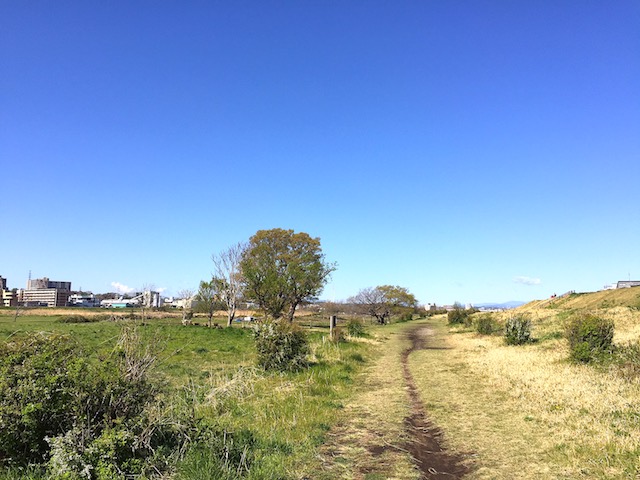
[329,315,337,339]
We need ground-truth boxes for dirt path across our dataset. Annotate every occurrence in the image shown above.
[401,325,469,479]
[314,323,471,479]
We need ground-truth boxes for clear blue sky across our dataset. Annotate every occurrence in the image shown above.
[2,1,639,305]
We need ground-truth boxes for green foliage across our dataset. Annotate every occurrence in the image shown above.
[425,308,448,317]
[0,328,198,478]
[346,319,365,337]
[196,279,222,326]
[0,314,374,479]
[475,314,497,335]
[350,285,418,325]
[0,333,87,465]
[504,314,532,345]
[175,429,255,480]
[397,312,414,323]
[253,321,310,371]
[57,315,100,323]
[447,305,471,325]
[240,228,335,321]
[566,313,614,363]
[376,285,418,310]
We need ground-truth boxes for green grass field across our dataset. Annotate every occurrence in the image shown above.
[0,310,376,479]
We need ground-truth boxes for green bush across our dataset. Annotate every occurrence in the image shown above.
[504,314,532,345]
[57,315,99,323]
[476,314,497,335]
[566,313,614,363]
[447,308,468,325]
[447,304,477,326]
[253,321,309,372]
[0,333,86,465]
[0,328,200,478]
[346,319,365,337]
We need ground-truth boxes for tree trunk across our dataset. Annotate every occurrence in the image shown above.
[286,302,297,322]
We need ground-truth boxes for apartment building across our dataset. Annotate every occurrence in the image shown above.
[1,276,18,307]
[20,276,72,307]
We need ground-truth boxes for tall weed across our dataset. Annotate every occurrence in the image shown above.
[253,321,309,372]
[504,314,532,345]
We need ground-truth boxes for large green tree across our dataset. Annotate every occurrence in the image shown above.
[350,285,418,324]
[240,228,335,321]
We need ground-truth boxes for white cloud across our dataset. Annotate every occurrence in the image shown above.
[513,276,542,286]
[111,281,134,294]
[157,287,167,293]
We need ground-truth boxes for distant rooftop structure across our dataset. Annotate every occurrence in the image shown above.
[20,276,72,307]
[27,277,71,291]
[617,280,640,289]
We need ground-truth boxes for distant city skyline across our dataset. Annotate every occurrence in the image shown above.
[1,269,635,307]
[2,2,638,305]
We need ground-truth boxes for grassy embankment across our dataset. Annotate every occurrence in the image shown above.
[408,288,640,479]
[0,309,381,479]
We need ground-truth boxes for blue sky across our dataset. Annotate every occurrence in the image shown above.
[2,1,639,305]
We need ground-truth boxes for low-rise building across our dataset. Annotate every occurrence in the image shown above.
[1,276,18,307]
[69,293,100,307]
[19,288,71,307]
[19,276,72,307]
[2,289,17,307]
[617,281,640,289]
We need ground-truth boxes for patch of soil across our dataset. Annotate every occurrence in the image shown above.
[402,326,470,479]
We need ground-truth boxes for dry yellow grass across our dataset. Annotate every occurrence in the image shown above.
[409,300,640,479]
[522,287,640,312]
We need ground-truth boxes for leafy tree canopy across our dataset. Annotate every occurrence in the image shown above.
[350,285,418,324]
[377,285,418,309]
[240,228,335,321]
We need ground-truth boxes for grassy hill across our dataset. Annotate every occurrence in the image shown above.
[521,286,640,312]
[513,287,640,345]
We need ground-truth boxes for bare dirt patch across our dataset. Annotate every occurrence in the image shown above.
[402,326,470,479]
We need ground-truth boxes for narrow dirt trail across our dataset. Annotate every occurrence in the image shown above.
[401,325,469,479]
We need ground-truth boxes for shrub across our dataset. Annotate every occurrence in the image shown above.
[0,327,199,478]
[476,314,497,335]
[253,321,309,372]
[346,319,365,337]
[0,333,86,465]
[504,314,532,345]
[447,308,468,325]
[447,304,477,326]
[57,315,99,323]
[566,313,614,363]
